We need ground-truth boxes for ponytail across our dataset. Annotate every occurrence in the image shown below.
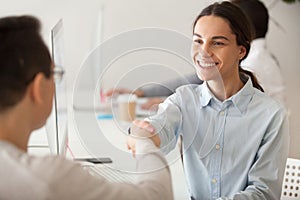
[239,68,264,92]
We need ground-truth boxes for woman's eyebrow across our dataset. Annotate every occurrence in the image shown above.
[193,33,229,41]
[212,36,229,41]
[193,33,201,38]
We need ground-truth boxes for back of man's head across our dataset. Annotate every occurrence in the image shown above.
[232,0,269,39]
[0,16,51,112]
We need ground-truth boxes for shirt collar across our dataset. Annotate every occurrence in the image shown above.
[200,82,213,107]
[0,140,19,150]
[230,77,255,114]
[200,77,255,114]
[0,140,24,155]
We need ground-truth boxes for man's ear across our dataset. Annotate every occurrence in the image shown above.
[28,73,45,104]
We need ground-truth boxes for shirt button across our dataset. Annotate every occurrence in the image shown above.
[215,144,220,150]
[220,111,225,116]
[212,178,217,184]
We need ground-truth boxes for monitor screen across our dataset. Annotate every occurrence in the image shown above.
[45,19,68,155]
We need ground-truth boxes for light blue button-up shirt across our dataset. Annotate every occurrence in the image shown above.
[146,78,289,200]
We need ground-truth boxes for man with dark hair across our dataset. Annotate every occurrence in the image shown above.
[0,16,52,112]
[0,15,172,200]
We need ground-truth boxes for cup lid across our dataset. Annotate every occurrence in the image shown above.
[117,94,137,102]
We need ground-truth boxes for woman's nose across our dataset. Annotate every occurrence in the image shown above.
[201,43,212,57]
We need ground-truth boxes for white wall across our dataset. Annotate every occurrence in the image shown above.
[100,0,211,89]
[1,0,300,158]
[0,0,104,89]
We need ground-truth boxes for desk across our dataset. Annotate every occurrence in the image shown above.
[68,109,189,200]
[28,96,189,200]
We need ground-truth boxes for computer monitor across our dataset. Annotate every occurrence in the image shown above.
[45,19,68,155]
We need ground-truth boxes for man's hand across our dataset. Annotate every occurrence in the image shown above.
[127,120,161,157]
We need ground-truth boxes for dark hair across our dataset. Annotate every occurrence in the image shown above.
[0,15,52,111]
[232,0,269,39]
[193,1,263,92]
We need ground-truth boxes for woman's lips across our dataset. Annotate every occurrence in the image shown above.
[196,60,218,69]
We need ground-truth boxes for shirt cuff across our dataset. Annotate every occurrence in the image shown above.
[135,139,159,155]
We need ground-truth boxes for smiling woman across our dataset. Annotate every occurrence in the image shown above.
[192,15,247,100]
[192,2,264,99]
[128,1,289,199]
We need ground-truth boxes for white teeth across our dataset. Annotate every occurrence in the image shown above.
[197,60,215,68]
[195,54,216,68]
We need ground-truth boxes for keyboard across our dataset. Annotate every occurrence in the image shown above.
[82,164,137,183]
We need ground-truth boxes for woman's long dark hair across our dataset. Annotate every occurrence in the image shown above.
[193,1,264,92]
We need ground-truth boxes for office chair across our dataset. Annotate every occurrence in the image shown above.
[281,158,300,200]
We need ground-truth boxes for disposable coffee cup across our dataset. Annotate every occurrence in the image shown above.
[117,94,137,122]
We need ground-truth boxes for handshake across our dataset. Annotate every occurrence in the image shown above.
[127,120,161,157]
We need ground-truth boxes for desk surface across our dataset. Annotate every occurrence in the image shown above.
[28,105,189,200]
[68,109,189,200]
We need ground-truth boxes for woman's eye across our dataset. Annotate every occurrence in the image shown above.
[213,41,224,46]
[194,39,202,44]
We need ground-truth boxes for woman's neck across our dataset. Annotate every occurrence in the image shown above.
[207,74,244,101]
